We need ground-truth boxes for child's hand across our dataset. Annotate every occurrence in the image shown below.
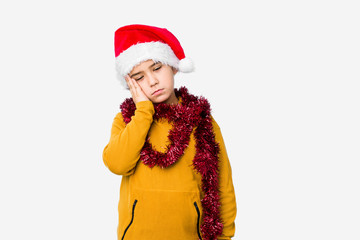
[125,75,150,104]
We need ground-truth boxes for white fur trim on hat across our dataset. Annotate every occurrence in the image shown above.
[179,57,195,73]
[115,41,180,89]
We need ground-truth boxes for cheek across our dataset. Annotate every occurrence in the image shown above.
[163,72,175,85]
[138,82,152,96]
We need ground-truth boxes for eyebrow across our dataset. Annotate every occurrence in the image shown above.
[130,62,158,78]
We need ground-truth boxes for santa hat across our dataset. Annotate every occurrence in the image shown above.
[114,24,194,89]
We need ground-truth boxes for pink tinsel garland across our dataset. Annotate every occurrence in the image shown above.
[120,87,223,240]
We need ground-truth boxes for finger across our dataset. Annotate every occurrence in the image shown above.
[126,76,137,99]
[135,81,145,96]
[125,75,132,89]
[131,78,141,97]
[126,76,136,93]
[133,78,145,93]
[131,78,139,91]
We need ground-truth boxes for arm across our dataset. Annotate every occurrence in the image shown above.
[102,101,155,176]
[211,116,237,239]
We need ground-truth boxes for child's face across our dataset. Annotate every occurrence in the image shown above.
[129,59,178,104]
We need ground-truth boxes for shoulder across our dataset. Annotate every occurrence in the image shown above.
[210,115,221,131]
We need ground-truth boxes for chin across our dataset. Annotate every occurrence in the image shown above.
[151,94,171,104]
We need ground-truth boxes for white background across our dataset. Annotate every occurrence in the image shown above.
[1,0,359,239]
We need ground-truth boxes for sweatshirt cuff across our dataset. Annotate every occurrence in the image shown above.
[135,100,155,115]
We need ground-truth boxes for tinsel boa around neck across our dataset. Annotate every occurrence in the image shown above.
[120,86,224,240]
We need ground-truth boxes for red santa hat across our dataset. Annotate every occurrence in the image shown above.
[114,24,194,88]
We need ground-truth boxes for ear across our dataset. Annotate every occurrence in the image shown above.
[172,67,178,75]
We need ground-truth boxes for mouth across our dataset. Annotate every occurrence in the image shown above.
[152,89,163,95]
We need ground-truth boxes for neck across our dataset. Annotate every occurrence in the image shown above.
[162,91,179,105]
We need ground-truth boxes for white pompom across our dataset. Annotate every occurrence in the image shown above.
[178,57,195,73]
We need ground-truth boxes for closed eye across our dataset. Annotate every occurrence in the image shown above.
[135,76,143,81]
[153,65,162,71]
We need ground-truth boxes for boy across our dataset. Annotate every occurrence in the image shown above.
[102,24,236,240]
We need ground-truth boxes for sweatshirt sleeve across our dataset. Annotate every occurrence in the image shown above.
[102,101,155,176]
[211,116,237,240]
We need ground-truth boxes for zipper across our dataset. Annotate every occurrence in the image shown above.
[194,202,203,240]
[121,199,138,240]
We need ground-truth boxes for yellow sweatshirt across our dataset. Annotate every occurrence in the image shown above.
[103,100,236,240]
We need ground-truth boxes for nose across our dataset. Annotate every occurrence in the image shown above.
[148,73,159,86]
